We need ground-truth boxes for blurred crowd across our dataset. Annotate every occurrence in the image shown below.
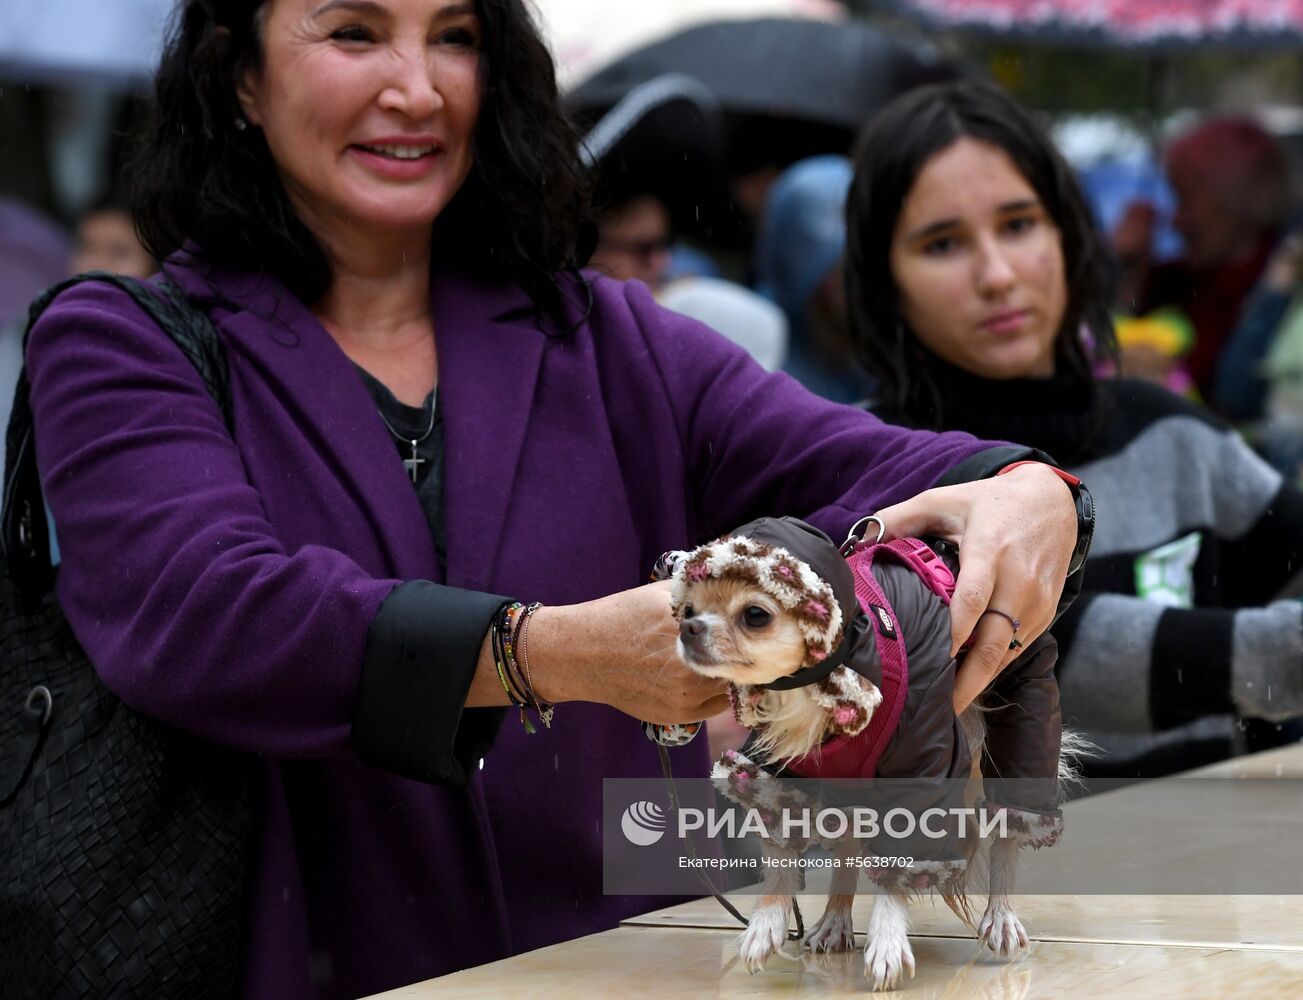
[3,11,1303,781]
[567,61,1303,470]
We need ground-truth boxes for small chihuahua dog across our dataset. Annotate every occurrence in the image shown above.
[667,517,1078,991]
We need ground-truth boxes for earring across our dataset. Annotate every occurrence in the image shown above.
[234,116,248,132]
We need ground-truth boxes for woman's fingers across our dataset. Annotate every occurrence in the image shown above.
[699,693,734,719]
[951,602,1044,712]
[952,628,1010,712]
[946,560,997,658]
[873,464,1077,711]
[947,554,1019,712]
[873,489,963,546]
[605,580,729,723]
[635,669,730,725]
[527,579,728,723]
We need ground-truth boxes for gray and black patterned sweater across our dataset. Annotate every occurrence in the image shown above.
[876,371,1303,777]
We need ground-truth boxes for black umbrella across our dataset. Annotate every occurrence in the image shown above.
[579,74,728,238]
[569,17,956,134]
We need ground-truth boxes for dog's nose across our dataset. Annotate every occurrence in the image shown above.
[680,619,707,640]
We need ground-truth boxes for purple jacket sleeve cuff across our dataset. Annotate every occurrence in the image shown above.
[352,581,512,786]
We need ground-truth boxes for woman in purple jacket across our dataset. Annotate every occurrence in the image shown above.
[24,2,1081,996]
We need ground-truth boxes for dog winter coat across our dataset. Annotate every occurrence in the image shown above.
[670,517,1065,884]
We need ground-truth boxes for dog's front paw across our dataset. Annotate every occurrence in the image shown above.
[978,903,1029,959]
[740,904,789,973]
[803,906,855,953]
[863,929,915,991]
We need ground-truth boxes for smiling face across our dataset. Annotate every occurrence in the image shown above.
[889,136,1068,381]
[237,0,483,248]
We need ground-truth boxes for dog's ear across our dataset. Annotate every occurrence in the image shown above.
[810,667,882,737]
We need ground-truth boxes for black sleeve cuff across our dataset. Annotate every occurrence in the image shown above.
[933,445,1059,487]
[353,580,513,786]
[1149,606,1235,729]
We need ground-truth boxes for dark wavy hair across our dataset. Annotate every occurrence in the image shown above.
[844,80,1116,426]
[132,0,591,312]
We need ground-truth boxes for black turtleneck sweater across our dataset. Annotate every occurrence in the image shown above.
[876,367,1303,778]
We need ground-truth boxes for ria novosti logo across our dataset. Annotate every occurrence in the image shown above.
[620,801,667,846]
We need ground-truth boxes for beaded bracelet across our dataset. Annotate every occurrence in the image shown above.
[513,602,553,730]
[492,602,530,707]
[490,600,553,733]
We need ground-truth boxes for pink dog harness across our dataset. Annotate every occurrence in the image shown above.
[784,538,957,780]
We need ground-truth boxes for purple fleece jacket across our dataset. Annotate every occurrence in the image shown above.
[25,251,998,999]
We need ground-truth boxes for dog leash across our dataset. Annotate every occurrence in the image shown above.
[655,743,805,941]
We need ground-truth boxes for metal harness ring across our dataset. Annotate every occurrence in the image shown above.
[841,515,887,556]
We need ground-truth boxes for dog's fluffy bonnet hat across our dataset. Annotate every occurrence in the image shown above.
[667,521,845,668]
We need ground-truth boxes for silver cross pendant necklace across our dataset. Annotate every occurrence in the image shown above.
[375,393,436,484]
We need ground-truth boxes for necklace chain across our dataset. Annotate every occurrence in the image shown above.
[375,393,436,484]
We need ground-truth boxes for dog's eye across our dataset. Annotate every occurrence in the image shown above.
[683,604,695,619]
[742,606,771,628]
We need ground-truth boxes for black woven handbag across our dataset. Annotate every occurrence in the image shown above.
[0,274,255,999]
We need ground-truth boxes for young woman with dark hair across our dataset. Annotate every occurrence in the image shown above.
[846,80,1117,424]
[847,79,1303,782]
[24,9,1084,996]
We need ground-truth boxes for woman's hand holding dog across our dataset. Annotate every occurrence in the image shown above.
[872,463,1077,713]
[470,580,731,723]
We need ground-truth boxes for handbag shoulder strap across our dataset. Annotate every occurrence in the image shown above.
[2,271,233,599]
